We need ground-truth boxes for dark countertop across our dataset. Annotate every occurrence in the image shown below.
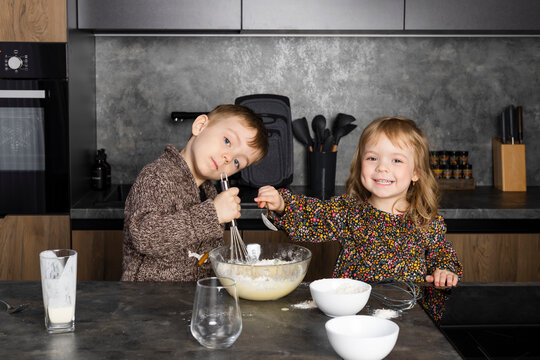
[0,280,459,359]
[71,185,540,231]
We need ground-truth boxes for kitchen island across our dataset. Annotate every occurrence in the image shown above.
[0,281,459,359]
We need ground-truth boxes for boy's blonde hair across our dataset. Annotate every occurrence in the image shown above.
[346,116,439,227]
[208,104,269,162]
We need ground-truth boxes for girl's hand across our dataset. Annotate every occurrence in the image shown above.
[426,269,459,288]
[213,187,241,224]
[254,186,285,215]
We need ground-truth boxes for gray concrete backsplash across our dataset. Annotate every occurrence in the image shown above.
[96,36,539,187]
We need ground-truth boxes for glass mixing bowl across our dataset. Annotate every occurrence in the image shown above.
[209,243,312,301]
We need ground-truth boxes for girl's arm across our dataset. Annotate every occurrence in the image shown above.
[256,187,354,243]
[424,217,463,285]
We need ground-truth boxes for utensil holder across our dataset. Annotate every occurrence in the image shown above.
[308,151,337,199]
[492,138,526,192]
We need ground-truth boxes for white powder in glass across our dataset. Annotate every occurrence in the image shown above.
[373,308,400,319]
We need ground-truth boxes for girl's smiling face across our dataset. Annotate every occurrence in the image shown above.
[360,133,419,214]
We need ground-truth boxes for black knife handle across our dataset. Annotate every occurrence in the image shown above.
[508,105,516,144]
[501,110,507,144]
[517,106,523,144]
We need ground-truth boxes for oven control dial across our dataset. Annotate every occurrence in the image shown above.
[7,56,23,70]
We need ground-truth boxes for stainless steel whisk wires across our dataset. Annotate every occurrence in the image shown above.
[220,172,249,263]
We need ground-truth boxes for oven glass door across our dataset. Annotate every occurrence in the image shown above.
[0,79,69,214]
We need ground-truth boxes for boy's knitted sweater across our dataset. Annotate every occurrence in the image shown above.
[122,145,223,281]
[270,189,463,282]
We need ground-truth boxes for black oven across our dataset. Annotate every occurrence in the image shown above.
[0,42,69,215]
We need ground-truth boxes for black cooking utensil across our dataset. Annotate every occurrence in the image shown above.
[322,130,334,152]
[292,117,314,151]
[333,123,357,151]
[332,113,356,134]
[312,115,326,151]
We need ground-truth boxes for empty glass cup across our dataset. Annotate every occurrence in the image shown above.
[190,277,242,349]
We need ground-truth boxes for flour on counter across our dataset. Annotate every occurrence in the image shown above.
[291,300,317,309]
[372,308,400,319]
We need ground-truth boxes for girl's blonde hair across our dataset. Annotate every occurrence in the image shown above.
[346,116,439,227]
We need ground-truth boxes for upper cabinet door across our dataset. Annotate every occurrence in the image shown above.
[78,0,241,30]
[406,0,540,31]
[0,0,66,42]
[243,0,404,31]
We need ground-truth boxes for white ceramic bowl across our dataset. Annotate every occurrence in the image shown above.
[310,278,371,317]
[209,243,311,301]
[325,315,399,360]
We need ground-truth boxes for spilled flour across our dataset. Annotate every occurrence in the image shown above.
[372,308,400,319]
[291,300,317,309]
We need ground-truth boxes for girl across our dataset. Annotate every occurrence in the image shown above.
[255,117,462,288]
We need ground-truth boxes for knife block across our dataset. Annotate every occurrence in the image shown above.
[492,138,526,192]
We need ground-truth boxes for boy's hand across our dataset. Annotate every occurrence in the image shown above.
[425,269,459,288]
[254,186,285,215]
[214,187,241,224]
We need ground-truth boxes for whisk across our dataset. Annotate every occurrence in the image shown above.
[370,280,422,311]
[220,172,249,263]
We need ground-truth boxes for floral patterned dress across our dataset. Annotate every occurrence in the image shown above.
[269,189,463,282]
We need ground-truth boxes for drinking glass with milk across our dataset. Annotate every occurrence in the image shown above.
[39,249,77,334]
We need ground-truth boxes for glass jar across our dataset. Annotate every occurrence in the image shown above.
[463,164,473,179]
[458,151,469,166]
[453,165,463,179]
[438,151,449,166]
[432,165,443,179]
[449,151,458,166]
[429,151,439,168]
[442,164,452,179]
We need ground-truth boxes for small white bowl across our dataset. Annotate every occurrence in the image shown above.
[310,278,371,317]
[325,315,399,360]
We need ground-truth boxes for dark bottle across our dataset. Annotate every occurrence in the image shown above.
[99,148,112,188]
[91,150,106,190]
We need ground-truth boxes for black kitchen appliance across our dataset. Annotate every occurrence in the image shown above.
[234,94,294,188]
[0,42,69,215]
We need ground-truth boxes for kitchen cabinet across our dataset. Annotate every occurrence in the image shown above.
[405,0,540,31]
[449,233,540,282]
[72,230,123,281]
[242,0,404,31]
[0,215,70,280]
[0,0,66,42]
[77,0,241,31]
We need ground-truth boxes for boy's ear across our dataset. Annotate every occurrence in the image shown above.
[192,114,209,136]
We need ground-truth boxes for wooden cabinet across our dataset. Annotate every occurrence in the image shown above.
[0,215,70,280]
[77,0,241,30]
[72,230,123,281]
[0,0,66,42]
[449,233,540,282]
[242,0,404,31]
[405,0,540,31]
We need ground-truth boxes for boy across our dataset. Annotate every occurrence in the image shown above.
[122,105,268,281]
